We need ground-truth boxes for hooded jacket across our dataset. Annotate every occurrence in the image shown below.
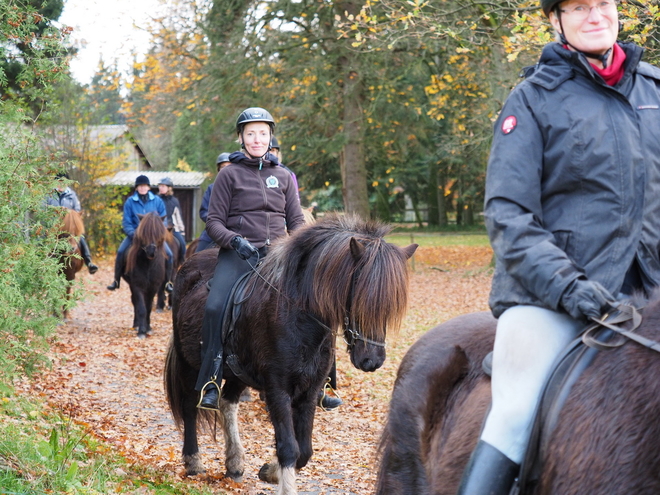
[486,42,660,317]
[206,152,305,249]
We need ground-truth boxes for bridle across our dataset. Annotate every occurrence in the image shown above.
[342,267,386,350]
[245,251,386,351]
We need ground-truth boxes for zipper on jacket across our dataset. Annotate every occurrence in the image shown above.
[265,212,271,245]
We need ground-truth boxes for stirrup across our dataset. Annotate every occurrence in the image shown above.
[165,281,174,294]
[318,377,342,411]
[197,378,220,410]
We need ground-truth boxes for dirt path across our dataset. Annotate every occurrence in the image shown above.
[25,246,492,494]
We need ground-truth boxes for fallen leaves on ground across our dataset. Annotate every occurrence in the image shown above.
[17,245,493,494]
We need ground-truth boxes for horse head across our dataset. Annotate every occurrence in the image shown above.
[343,236,418,371]
[135,213,167,259]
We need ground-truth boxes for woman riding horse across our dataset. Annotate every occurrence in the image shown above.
[458,0,660,493]
[196,107,306,410]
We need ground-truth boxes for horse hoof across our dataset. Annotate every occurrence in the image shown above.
[258,462,279,484]
[183,454,206,476]
[137,332,147,340]
[156,308,164,313]
[147,328,154,335]
[226,470,243,482]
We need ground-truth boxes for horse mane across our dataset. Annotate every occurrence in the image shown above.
[256,213,411,341]
[125,212,167,273]
[61,209,84,237]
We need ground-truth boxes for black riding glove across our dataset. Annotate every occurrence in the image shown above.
[231,236,258,260]
[561,278,614,320]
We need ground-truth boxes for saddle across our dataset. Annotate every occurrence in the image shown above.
[481,306,645,495]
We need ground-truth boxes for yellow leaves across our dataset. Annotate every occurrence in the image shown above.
[372,181,379,187]
[176,158,192,172]
[189,121,196,126]
[291,145,297,151]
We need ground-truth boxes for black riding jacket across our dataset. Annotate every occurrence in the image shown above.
[486,42,660,318]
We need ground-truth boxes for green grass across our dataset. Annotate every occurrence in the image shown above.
[0,393,217,495]
[386,232,491,248]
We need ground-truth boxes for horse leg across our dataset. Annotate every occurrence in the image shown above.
[292,391,318,470]
[156,283,166,312]
[145,293,155,335]
[259,392,299,495]
[131,291,147,337]
[182,394,205,475]
[215,380,246,479]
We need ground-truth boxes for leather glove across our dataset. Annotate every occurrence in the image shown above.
[231,236,258,260]
[560,278,614,320]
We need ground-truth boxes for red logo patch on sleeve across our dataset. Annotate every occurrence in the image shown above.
[501,115,517,135]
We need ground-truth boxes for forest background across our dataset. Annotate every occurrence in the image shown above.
[11,0,660,258]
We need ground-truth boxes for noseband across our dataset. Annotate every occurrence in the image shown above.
[342,267,386,351]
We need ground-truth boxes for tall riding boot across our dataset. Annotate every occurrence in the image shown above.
[79,236,98,274]
[319,358,343,410]
[165,256,174,293]
[106,253,124,290]
[457,440,519,495]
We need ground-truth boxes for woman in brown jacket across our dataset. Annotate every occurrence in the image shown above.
[196,107,306,410]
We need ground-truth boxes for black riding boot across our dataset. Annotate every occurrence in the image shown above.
[318,358,343,410]
[106,253,124,290]
[198,356,222,410]
[79,236,98,274]
[457,441,519,495]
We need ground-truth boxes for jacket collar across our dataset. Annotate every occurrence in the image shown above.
[131,190,156,201]
[229,151,280,168]
[542,42,644,84]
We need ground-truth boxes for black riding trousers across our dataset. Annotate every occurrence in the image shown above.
[195,247,264,391]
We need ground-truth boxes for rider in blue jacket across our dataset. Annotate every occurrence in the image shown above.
[106,175,174,291]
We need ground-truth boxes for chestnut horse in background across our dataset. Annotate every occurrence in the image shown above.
[375,300,660,495]
[57,208,85,319]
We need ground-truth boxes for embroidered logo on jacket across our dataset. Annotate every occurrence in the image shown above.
[265,176,280,188]
[502,115,517,135]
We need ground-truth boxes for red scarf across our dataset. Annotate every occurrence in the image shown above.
[563,43,626,86]
[591,43,626,86]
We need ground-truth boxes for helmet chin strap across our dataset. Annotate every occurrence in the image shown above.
[556,11,615,68]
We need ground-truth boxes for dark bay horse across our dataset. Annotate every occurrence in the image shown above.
[123,211,170,338]
[57,208,85,319]
[164,214,417,494]
[375,299,660,495]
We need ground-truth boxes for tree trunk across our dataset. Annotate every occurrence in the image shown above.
[336,0,369,218]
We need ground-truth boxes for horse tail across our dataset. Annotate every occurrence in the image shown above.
[376,343,470,495]
[163,339,185,428]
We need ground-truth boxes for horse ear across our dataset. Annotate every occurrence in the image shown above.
[349,237,365,260]
[137,213,144,221]
[402,243,418,260]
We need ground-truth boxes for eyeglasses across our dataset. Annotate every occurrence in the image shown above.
[560,0,617,19]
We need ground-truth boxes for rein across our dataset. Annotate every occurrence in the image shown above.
[245,251,385,350]
[583,303,660,354]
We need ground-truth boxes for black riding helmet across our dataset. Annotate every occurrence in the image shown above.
[235,107,275,135]
[542,0,618,67]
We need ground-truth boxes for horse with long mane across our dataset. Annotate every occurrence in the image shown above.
[164,214,417,494]
[124,211,171,338]
[375,297,660,494]
[57,208,85,319]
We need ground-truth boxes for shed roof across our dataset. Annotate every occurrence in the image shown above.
[101,171,209,188]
